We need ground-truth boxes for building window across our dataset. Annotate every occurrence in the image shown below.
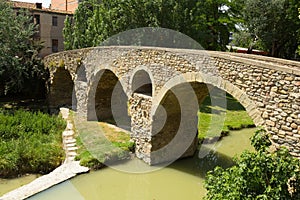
[52,39,58,53]
[32,15,40,38]
[52,16,58,26]
[34,15,40,24]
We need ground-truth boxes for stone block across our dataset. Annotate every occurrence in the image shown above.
[291,123,298,129]
[266,120,275,127]
[282,125,292,131]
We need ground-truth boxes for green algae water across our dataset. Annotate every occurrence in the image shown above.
[27,128,255,200]
[0,174,40,196]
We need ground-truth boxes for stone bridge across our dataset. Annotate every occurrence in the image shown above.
[44,46,300,165]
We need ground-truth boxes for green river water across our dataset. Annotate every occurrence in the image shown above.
[24,128,255,200]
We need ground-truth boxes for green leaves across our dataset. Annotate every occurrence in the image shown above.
[204,129,300,199]
[235,0,300,58]
[250,129,271,152]
[0,1,45,97]
[63,0,237,51]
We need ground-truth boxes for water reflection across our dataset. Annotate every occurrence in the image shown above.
[170,147,235,179]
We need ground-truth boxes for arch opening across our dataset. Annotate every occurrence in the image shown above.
[150,81,255,165]
[49,68,73,109]
[150,82,209,164]
[93,70,130,130]
[131,70,152,96]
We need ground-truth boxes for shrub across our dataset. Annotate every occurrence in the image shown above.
[204,129,300,199]
[0,109,66,177]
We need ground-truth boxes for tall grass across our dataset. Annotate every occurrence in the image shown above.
[0,109,66,178]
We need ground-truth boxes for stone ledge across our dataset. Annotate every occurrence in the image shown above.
[0,162,89,200]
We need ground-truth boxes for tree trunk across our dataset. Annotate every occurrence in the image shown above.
[271,41,280,57]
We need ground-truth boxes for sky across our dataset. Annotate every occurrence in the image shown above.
[12,0,51,8]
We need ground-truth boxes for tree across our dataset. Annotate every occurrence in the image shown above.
[204,129,300,199]
[236,0,300,58]
[63,0,237,51]
[0,0,46,97]
[192,0,238,51]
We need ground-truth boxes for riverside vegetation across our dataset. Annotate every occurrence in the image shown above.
[0,109,66,178]
[205,129,300,199]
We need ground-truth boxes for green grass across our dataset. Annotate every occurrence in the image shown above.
[0,109,66,178]
[74,121,133,169]
[198,93,254,139]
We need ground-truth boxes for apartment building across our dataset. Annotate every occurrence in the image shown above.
[12,1,73,57]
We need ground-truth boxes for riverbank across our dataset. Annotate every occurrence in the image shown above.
[0,108,89,200]
[198,93,254,140]
[74,118,134,169]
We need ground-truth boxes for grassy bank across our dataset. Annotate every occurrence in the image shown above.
[0,109,66,178]
[198,93,254,140]
[75,120,134,169]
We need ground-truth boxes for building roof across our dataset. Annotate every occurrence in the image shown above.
[11,1,73,15]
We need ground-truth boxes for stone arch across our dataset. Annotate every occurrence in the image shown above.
[48,67,74,109]
[150,81,209,164]
[152,72,264,126]
[87,68,131,130]
[149,72,263,164]
[130,66,154,96]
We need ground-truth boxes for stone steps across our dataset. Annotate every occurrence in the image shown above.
[67,146,78,151]
[63,130,75,137]
[64,138,76,143]
[68,153,77,158]
[60,109,79,162]
[65,143,76,147]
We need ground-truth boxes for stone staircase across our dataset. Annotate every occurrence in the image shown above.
[60,108,78,162]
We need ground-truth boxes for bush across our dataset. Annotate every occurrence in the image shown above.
[0,109,66,177]
[204,129,300,199]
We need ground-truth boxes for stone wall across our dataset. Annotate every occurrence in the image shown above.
[208,55,300,156]
[129,93,152,163]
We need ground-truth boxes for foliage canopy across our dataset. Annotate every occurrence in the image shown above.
[205,129,300,199]
[0,0,47,97]
[230,0,300,59]
[63,0,237,51]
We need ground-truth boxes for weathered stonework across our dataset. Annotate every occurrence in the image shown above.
[44,46,300,164]
[129,93,152,163]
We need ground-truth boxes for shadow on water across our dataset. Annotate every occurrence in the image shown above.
[168,147,235,179]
